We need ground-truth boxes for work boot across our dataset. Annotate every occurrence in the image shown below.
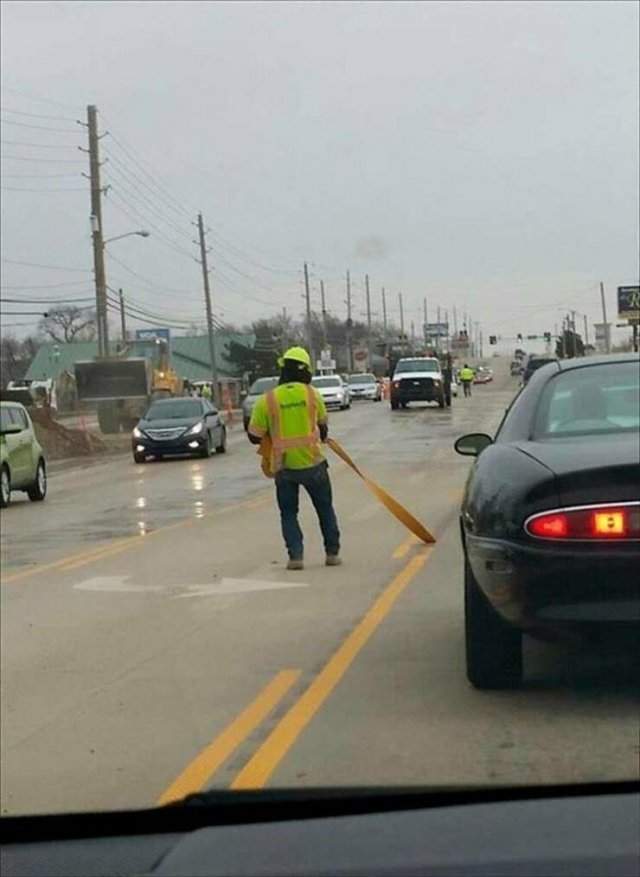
[325,555,342,567]
[287,558,304,571]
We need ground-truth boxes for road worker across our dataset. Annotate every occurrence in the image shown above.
[459,363,475,398]
[201,383,212,401]
[247,346,341,571]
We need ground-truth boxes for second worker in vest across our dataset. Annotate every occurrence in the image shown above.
[247,347,341,571]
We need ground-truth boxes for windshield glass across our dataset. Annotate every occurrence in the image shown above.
[534,362,640,437]
[1,0,638,824]
[348,374,375,384]
[145,400,203,420]
[395,360,439,373]
[312,377,341,387]
[249,377,279,395]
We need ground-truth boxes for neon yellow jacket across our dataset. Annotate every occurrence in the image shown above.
[249,382,327,471]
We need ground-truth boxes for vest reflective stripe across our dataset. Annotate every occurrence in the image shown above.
[265,385,321,472]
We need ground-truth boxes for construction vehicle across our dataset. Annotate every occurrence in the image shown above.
[74,338,183,434]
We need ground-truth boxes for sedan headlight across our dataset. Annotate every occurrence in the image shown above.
[132,426,143,438]
[186,421,204,436]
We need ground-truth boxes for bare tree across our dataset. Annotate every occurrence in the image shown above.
[0,334,41,387]
[39,307,97,344]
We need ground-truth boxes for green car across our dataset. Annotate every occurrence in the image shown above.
[0,402,47,508]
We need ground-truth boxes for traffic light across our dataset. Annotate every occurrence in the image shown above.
[544,331,552,342]
[517,333,523,342]
[489,335,497,345]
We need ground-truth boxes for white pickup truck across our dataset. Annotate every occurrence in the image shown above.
[390,357,446,409]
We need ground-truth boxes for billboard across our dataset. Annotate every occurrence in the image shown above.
[617,286,640,321]
[424,322,449,339]
[135,328,171,343]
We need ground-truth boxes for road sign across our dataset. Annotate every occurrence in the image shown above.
[617,286,640,321]
[135,328,171,343]
[424,322,449,338]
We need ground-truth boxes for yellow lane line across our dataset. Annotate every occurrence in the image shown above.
[230,549,432,790]
[392,533,420,559]
[1,493,270,584]
[156,670,300,806]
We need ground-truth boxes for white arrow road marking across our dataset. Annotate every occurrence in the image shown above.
[73,576,165,593]
[173,578,310,599]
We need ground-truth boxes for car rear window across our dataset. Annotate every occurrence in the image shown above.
[348,374,375,384]
[249,377,279,395]
[533,361,640,438]
[395,359,439,373]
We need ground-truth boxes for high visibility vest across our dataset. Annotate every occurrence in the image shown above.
[249,382,325,475]
[460,368,475,382]
[265,384,324,473]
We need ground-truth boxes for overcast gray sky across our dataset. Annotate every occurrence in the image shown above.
[1,0,638,347]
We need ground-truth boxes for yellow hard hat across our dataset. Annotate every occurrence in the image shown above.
[278,346,311,369]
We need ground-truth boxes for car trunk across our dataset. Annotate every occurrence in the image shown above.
[517,433,640,506]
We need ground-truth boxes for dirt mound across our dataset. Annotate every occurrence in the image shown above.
[30,408,108,460]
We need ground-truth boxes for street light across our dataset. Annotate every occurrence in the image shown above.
[89,214,151,355]
[103,230,151,246]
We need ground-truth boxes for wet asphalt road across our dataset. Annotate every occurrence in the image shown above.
[1,362,638,815]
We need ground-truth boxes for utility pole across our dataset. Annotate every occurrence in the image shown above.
[381,287,388,349]
[398,292,405,345]
[281,306,288,349]
[436,305,441,353]
[423,297,428,345]
[365,274,372,369]
[197,213,220,407]
[87,104,109,357]
[320,279,328,350]
[600,281,610,353]
[453,305,458,336]
[583,314,589,348]
[303,262,314,369]
[118,288,126,343]
[346,270,353,372]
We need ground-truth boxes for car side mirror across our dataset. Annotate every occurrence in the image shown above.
[454,433,493,457]
[207,410,218,417]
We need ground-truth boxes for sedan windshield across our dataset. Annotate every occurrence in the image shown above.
[348,374,375,384]
[534,362,640,437]
[145,400,203,420]
[312,377,341,388]
[395,360,439,373]
[249,377,279,395]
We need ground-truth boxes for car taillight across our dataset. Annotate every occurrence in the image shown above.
[525,503,640,541]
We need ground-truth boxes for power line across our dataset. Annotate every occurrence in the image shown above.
[105,187,195,261]
[1,106,79,122]
[0,118,79,133]
[100,114,194,220]
[101,147,194,239]
[1,280,91,289]
[2,258,92,272]
[0,86,81,111]
[1,172,82,178]
[1,296,94,304]
[1,154,83,163]
[106,252,197,295]
[2,185,86,192]
[0,139,79,149]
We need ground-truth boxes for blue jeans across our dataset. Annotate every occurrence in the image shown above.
[275,461,340,560]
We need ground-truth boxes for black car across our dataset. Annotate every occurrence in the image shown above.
[455,354,640,689]
[522,355,557,384]
[132,397,227,463]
